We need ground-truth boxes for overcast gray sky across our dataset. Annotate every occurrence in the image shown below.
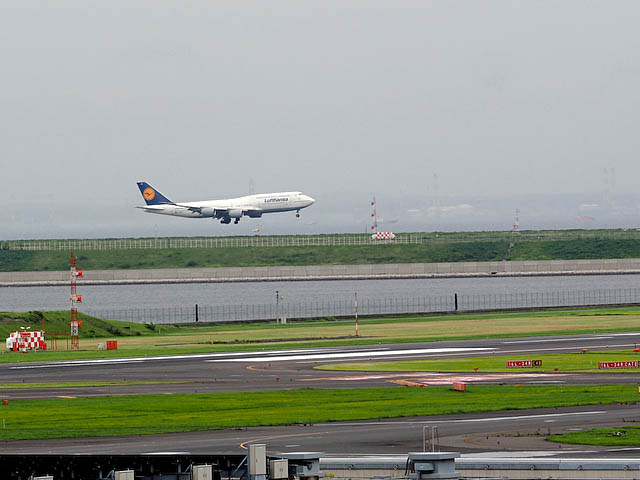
[1,1,639,238]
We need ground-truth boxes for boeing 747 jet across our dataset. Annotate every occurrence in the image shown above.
[136,182,315,224]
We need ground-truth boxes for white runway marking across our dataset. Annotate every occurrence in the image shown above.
[7,348,328,369]
[527,381,565,384]
[206,347,494,363]
[502,337,614,344]
[502,332,640,345]
[461,451,579,458]
[143,451,192,455]
[295,350,504,364]
[315,411,607,426]
[11,359,147,369]
[498,343,634,355]
[452,411,605,423]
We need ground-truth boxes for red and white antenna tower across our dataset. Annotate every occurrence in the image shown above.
[370,197,378,232]
[512,208,520,234]
[503,209,520,261]
[70,252,83,350]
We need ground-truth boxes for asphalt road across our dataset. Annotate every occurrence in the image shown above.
[2,331,640,455]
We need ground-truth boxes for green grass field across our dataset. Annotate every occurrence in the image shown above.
[0,385,637,441]
[4,231,640,272]
[549,426,640,446]
[318,350,640,373]
[3,307,640,363]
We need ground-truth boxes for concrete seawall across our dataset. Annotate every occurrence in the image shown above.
[2,258,640,286]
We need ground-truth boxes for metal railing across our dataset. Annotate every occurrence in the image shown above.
[83,287,640,324]
[3,230,640,251]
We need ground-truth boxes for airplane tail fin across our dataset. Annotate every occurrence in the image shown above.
[136,182,173,205]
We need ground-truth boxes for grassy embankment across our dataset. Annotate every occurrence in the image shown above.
[0,310,170,340]
[0,242,508,271]
[0,385,637,441]
[4,234,640,271]
[2,307,640,363]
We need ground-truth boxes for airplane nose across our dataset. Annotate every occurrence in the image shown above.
[306,196,316,205]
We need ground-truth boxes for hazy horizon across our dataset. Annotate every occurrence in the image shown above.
[2,1,639,239]
[2,189,639,240]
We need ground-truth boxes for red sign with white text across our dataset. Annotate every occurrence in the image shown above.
[598,361,638,369]
[507,360,532,368]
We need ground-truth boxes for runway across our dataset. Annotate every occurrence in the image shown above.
[2,332,640,399]
[2,332,640,455]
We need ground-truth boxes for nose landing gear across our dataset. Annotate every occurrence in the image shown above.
[296,209,300,218]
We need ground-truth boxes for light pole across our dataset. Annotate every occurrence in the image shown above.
[354,292,358,337]
[276,290,280,324]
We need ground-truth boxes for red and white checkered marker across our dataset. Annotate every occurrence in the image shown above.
[371,232,396,240]
[6,331,46,351]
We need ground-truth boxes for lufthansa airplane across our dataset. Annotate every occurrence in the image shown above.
[136,182,315,224]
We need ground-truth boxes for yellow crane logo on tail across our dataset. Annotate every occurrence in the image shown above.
[143,188,156,201]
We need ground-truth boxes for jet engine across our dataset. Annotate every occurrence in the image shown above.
[198,207,215,217]
[228,209,243,218]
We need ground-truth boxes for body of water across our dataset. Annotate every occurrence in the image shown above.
[1,274,639,312]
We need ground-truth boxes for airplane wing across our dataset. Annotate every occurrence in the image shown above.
[177,205,209,214]
[171,204,221,217]
[237,205,264,215]
[172,203,264,219]
[173,204,263,217]
[136,206,165,213]
[214,205,265,218]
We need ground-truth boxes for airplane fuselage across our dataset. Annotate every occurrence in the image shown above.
[136,184,315,224]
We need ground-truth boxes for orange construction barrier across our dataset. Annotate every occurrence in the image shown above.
[452,382,466,392]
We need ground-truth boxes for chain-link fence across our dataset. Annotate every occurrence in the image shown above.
[83,287,640,324]
[455,288,640,310]
[4,230,640,251]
